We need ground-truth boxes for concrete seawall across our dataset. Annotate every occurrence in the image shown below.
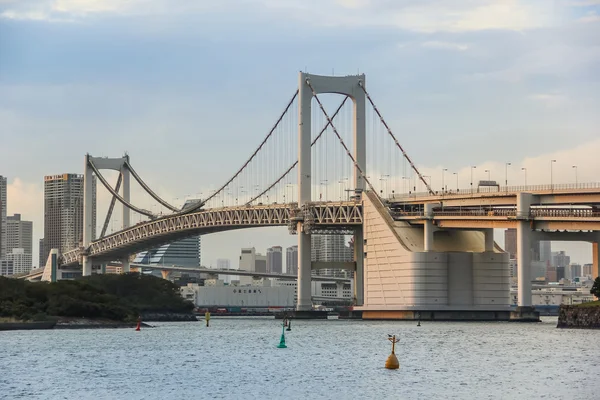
[557,305,600,329]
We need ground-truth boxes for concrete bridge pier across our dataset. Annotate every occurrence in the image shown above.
[122,258,130,273]
[82,256,92,276]
[354,229,364,306]
[424,203,435,252]
[484,229,494,252]
[512,193,539,321]
[593,242,599,280]
[297,230,312,311]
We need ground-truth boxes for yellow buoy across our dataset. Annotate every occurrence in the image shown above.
[385,335,400,369]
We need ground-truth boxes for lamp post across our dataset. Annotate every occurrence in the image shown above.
[521,167,527,187]
[484,169,491,180]
[505,162,511,190]
[550,159,556,189]
[442,168,448,193]
[402,176,410,194]
[572,165,578,186]
[470,166,477,194]
[453,172,458,192]
[423,176,431,192]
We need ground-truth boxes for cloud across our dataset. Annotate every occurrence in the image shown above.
[0,0,565,32]
[422,41,469,51]
[579,10,600,23]
[528,93,570,108]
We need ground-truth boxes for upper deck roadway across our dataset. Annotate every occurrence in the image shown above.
[59,184,600,267]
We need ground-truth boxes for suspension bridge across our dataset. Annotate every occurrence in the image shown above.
[32,72,600,320]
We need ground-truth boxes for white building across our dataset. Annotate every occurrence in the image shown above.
[239,247,267,285]
[272,279,354,305]
[216,258,232,283]
[6,214,33,273]
[5,248,32,275]
[182,280,295,308]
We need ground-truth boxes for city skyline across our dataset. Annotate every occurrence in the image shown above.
[1,1,599,267]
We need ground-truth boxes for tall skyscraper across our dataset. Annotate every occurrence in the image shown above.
[6,214,33,273]
[267,246,283,274]
[286,245,298,274]
[0,175,7,260]
[239,247,266,285]
[216,259,231,269]
[311,235,353,277]
[39,238,45,268]
[539,241,552,263]
[43,174,96,261]
[504,229,516,259]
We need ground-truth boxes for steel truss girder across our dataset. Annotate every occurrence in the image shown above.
[60,202,363,265]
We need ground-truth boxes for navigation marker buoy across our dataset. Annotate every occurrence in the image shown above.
[277,322,287,348]
[135,316,141,331]
[385,335,400,369]
[286,320,292,331]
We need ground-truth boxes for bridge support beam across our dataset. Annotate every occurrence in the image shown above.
[121,154,130,230]
[297,231,312,311]
[484,229,494,252]
[354,229,364,306]
[83,154,94,276]
[100,263,106,274]
[82,256,92,277]
[593,242,599,284]
[122,258,130,273]
[424,203,434,252]
[516,193,533,307]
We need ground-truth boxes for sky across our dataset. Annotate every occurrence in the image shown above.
[1,0,599,268]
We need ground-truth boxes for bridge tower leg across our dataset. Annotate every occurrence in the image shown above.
[296,72,367,311]
[83,154,94,276]
[423,203,435,252]
[121,155,131,273]
[516,193,533,307]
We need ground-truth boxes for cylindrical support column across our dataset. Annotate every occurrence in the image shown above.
[100,263,106,275]
[424,221,434,252]
[484,229,494,252]
[82,255,92,277]
[297,231,312,311]
[122,155,131,229]
[517,220,532,307]
[82,154,94,276]
[593,242,599,284]
[298,72,312,207]
[122,258,130,273]
[353,229,364,306]
[51,252,58,283]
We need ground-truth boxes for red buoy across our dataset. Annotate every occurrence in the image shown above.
[135,316,141,331]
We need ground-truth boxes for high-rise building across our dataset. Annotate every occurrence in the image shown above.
[39,238,45,268]
[239,247,267,285]
[216,259,231,269]
[267,246,283,274]
[569,263,582,280]
[539,241,552,263]
[582,263,593,277]
[0,175,7,260]
[0,260,13,276]
[552,251,571,269]
[6,214,33,273]
[286,245,298,274]
[43,174,96,261]
[311,235,353,277]
[504,229,516,259]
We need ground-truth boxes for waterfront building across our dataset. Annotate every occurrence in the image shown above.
[6,214,33,273]
[238,247,267,285]
[311,235,353,278]
[43,173,96,262]
[183,279,295,308]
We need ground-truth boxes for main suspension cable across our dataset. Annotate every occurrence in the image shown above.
[358,81,434,195]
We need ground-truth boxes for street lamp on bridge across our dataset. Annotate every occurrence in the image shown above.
[550,159,557,190]
[380,174,389,197]
[453,172,458,192]
[484,169,491,181]
[521,167,527,187]
[505,162,511,189]
[470,166,477,194]
[572,165,578,186]
[442,168,448,193]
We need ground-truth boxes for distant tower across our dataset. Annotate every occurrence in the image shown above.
[43,173,96,262]
[267,246,283,274]
[0,175,7,260]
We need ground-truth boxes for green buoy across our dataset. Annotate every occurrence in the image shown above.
[286,320,292,331]
[277,322,287,348]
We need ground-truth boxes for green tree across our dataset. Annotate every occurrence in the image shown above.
[591,277,600,298]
